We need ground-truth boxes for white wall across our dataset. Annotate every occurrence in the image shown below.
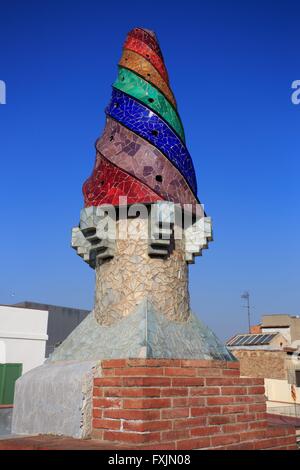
[265,378,300,405]
[262,327,291,344]
[0,306,48,374]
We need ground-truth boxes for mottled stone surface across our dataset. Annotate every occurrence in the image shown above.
[48,299,234,362]
[12,361,99,439]
[94,218,190,325]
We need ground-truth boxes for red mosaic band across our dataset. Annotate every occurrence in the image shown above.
[124,36,169,84]
[127,27,163,59]
[83,154,162,206]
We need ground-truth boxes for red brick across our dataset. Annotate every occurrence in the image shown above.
[208,415,235,425]
[190,386,220,396]
[102,369,115,376]
[174,417,207,429]
[236,413,255,422]
[161,388,188,397]
[94,377,122,387]
[211,434,240,447]
[194,406,221,417]
[240,430,266,441]
[164,367,196,377]
[170,397,189,407]
[92,409,102,418]
[126,359,181,368]
[266,427,293,438]
[123,398,171,409]
[234,395,256,404]
[139,443,176,450]
[101,359,127,368]
[172,397,206,407]
[206,396,234,405]
[205,377,236,386]
[172,378,204,387]
[104,430,160,444]
[92,418,120,430]
[226,362,240,369]
[161,408,189,419]
[253,438,279,450]
[225,442,254,450]
[104,387,160,398]
[123,420,172,432]
[221,386,247,395]
[93,387,103,397]
[222,369,240,376]
[237,377,264,386]
[114,367,163,376]
[161,429,190,441]
[93,398,121,408]
[180,360,212,368]
[248,394,266,403]
[191,407,212,417]
[248,403,266,412]
[222,404,248,414]
[248,421,268,430]
[103,409,160,420]
[123,377,171,387]
[255,412,267,420]
[190,425,222,437]
[247,386,265,395]
[222,423,249,434]
[277,435,297,446]
[196,368,222,377]
[176,437,211,450]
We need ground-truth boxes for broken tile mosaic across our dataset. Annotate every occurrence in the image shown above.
[95,117,198,207]
[106,89,197,195]
[124,36,169,84]
[83,154,162,206]
[113,66,185,142]
[119,50,176,107]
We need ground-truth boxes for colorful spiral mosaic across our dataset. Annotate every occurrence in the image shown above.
[84,27,198,208]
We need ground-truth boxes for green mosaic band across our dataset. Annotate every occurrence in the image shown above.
[113,66,185,142]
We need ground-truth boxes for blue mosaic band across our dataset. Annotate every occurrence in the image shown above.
[106,88,197,195]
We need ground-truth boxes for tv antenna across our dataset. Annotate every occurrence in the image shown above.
[241,291,251,333]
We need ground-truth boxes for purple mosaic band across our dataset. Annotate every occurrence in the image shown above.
[96,117,199,207]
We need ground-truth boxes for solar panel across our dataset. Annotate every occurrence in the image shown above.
[250,335,261,345]
[260,333,276,345]
[257,334,267,344]
[237,335,252,346]
[244,335,259,345]
[227,332,279,347]
[227,336,239,346]
[232,335,246,346]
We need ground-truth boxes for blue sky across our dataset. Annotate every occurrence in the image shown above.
[0,0,299,340]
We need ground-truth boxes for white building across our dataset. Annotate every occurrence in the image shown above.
[0,305,48,374]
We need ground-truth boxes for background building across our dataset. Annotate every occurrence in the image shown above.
[0,301,90,435]
[0,302,90,404]
[227,314,300,418]
[13,301,90,357]
[0,305,48,375]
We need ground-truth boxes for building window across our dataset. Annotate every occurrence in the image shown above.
[296,370,300,388]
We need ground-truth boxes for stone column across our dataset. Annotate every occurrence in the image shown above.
[94,217,190,326]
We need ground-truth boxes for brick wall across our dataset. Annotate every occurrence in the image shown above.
[232,350,286,380]
[92,359,296,450]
